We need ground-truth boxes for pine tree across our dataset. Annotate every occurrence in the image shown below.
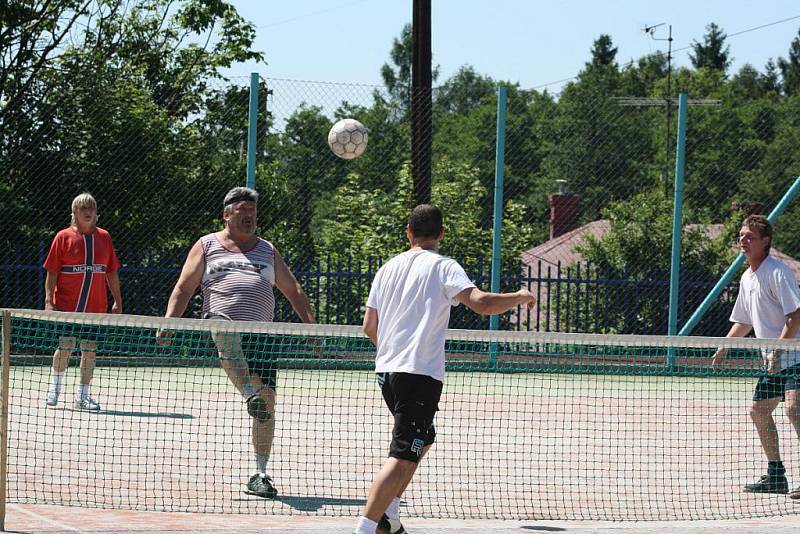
[689,23,731,74]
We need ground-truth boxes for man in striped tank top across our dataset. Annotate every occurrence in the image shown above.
[162,187,316,499]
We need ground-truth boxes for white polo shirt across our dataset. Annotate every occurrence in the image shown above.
[366,249,476,382]
[730,254,800,370]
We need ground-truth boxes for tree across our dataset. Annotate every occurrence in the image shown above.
[0,0,262,258]
[778,29,800,96]
[380,23,439,107]
[689,23,731,74]
[573,191,736,335]
[587,34,618,70]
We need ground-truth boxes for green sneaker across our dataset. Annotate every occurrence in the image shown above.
[245,473,278,498]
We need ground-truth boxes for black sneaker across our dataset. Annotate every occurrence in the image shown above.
[743,474,789,494]
[245,473,278,498]
[377,513,407,534]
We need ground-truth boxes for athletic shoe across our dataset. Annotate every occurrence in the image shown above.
[46,389,60,407]
[246,394,271,422]
[74,396,101,411]
[378,513,407,534]
[789,487,800,499]
[743,474,788,494]
[245,473,278,498]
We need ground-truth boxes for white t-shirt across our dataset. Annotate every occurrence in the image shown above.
[730,254,800,370]
[365,249,476,382]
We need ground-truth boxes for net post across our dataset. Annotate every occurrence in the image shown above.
[246,72,259,190]
[666,93,689,370]
[489,86,508,367]
[0,310,10,531]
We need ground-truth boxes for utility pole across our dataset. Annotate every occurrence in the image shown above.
[412,0,432,205]
[644,23,673,195]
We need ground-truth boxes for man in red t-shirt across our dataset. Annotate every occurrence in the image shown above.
[43,193,122,411]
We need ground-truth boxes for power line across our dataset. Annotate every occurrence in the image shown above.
[531,14,800,91]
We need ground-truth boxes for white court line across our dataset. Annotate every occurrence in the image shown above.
[7,503,81,531]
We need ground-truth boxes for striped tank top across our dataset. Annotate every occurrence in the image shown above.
[200,233,276,322]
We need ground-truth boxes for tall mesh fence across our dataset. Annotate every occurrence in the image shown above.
[2,74,800,333]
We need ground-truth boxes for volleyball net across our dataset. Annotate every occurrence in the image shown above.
[2,308,799,521]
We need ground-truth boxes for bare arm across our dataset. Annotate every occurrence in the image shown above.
[711,322,753,367]
[165,240,205,318]
[44,271,58,311]
[107,271,122,314]
[766,307,800,373]
[455,287,536,316]
[273,248,316,323]
[363,307,378,345]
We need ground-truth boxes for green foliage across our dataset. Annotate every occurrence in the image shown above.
[778,29,800,96]
[572,190,736,334]
[690,22,731,74]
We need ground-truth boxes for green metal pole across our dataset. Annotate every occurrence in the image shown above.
[246,72,259,190]
[679,175,800,336]
[667,93,689,338]
[489,86,507,334]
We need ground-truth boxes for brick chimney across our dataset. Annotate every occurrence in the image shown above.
[549,180,581,240]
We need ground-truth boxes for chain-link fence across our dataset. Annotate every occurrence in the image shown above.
[3,73,800,334]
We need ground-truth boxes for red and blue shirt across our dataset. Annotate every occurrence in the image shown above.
[43,227,121,313]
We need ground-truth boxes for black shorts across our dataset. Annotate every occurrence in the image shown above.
[203,314,277,390]
[43,321,105,349]
[378,372,443,463]
[752,364,800,402]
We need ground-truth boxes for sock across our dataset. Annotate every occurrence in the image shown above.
[354,516,377,534]
[242,382,258,399]
[768,461,785,476]
[256,453,269,474]
[386,496,401,520]
[50,371,65,391]
[77,383,90,399]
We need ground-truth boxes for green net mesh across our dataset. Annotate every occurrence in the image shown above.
[3,308,800,520]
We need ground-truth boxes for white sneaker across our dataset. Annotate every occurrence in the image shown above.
[46,389,60,407]
[74,396,101,411]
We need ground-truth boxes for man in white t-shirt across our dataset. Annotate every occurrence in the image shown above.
[713,215,800,498]
[352,204,536,534]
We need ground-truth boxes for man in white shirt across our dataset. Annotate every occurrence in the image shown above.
[353,204,536,534]
[713,215,800,498]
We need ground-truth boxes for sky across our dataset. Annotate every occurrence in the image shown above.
[223,0,800,92]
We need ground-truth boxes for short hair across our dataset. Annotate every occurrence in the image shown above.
[742,214,772,252]
[70,193,97,225]
[223,186,258,215]
[408,204,443,239]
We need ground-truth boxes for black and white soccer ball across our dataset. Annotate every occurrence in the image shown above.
[327,118,368,160]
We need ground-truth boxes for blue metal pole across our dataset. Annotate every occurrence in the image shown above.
[489,86,507,333]
[679,175,800,336]
[246,72,259,190]
[667,93,689,337]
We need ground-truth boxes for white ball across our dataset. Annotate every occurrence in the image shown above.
[328,118,368,160]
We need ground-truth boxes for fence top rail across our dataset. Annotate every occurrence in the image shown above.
[4,308,798,351]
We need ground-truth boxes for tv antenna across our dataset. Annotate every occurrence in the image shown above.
[644,23,674,195]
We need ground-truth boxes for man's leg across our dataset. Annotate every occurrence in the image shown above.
[750,397,782,461]
[247,387,278,498]
[744,394,787,493]
[212,331,261,397]
[47,336,76,406]
[785,386,800,498]
[356,454,424,534]
[74,340,100,410]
